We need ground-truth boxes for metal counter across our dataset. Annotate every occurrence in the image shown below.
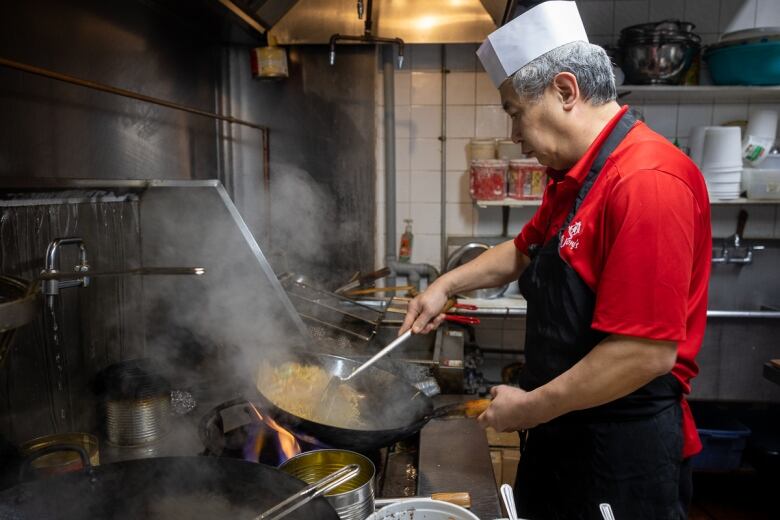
[418,395,502,520]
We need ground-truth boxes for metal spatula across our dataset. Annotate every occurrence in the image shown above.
[319,330,413,418]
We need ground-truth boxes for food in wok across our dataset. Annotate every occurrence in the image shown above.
[256,361,365,428]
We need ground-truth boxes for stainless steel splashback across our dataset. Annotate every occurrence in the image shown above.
[0,179,305,443]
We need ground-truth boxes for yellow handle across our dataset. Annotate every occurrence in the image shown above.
[431,492,472,508]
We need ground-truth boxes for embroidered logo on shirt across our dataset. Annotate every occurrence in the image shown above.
[560,220,582,251]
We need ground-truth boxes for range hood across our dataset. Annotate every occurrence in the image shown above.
[218,0,510,44]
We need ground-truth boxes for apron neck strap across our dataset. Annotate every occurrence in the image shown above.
[561,110,638,232]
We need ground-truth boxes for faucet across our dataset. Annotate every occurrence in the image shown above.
[329,0,405,68]
[711,210,764,265]
[41,237,90,309]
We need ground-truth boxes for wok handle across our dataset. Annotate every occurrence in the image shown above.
[256,463,360,520]
[19,444,93,481]
[430,398,491,420]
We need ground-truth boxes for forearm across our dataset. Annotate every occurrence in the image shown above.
[531,334,678,423]
[433,240,529,297]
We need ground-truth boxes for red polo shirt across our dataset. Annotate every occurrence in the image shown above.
[514,106,711,458]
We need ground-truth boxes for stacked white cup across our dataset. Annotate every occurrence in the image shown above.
[742,109,778,167]
[699,126,743,200]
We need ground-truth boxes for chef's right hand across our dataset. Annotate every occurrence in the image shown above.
[399,284,450,335]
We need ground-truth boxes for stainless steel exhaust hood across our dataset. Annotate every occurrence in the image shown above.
[219,0,507,44]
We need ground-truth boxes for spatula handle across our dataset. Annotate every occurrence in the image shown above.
[343,330,413,381]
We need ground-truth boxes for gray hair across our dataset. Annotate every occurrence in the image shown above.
[511,41,617,105]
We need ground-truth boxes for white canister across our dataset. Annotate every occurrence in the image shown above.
[470,139,497,160]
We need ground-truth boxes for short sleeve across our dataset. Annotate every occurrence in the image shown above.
[591,169,698,341]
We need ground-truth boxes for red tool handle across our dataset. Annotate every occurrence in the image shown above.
[452,303,478,310]
[444,314,480,325]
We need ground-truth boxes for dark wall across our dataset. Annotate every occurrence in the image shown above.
[226,45,376,280]
[0,0,225,180]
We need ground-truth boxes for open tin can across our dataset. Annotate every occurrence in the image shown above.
[280,449,375,520]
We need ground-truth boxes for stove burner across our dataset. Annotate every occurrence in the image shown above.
[198,399,382,467]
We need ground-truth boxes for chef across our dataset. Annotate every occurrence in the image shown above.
[399,1,711,518]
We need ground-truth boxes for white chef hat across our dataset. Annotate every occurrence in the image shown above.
[477,1,589,88]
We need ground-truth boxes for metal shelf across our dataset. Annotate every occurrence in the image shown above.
[474,198,541,208]
[617,85,780,104]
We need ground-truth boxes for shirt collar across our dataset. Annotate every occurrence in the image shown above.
[548,105,630,185]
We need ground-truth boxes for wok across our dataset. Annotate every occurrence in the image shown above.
[0,453,338,520]
[253,351,488,452]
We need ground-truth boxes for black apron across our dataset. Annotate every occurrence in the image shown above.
[514,111,688,520]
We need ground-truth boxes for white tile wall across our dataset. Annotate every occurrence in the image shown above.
[446,106,476,138]
[475,106,510,138]
[446,72,476,105]
[410,171,441,203]
[410,106,441,139]
[374,0,780,269]
[411,72,442,105]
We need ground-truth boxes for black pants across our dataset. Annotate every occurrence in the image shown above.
[514,404,692,520]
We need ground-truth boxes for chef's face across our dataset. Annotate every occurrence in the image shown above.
[500,79,567,170]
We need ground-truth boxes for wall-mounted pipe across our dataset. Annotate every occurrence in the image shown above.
[383,46,397,289]
[389,260,440,288]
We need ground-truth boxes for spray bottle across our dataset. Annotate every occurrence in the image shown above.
[399,219,413,263]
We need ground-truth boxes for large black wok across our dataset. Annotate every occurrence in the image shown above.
[0,455,338,520]
[253,352,488,452]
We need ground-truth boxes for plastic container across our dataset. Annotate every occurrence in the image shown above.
[470,159,507,201]
[368,498,479,520]
[704,38,780,86]
[744,168,780,199]
[689,125,714,167]
[508,159,547,200]
[469,139,496,160]
[691,406,751,470]
[701,127,743,170]
[496,140,524,161]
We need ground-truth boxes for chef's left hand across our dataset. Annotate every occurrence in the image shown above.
[477,385,548,432]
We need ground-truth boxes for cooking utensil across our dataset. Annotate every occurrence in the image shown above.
[599,503,616,520]
[1,455,339,520]
[280,449,375,520]
[344,285,415,296]
[500,484,519,520]
[0,274,37,366]
[254,351,489,452]
[334,267,391,294]
[618,20,701,85]
[35,267,205,282]
[375,492,471,508]
[281,276,383,343]
[257,463,360,520]
[319,330,414,417]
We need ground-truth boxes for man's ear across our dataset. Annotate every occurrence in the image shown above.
[551,72,579,111]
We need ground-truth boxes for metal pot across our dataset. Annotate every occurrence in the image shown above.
[446,243,508,299]
[280,449,375,520]
[619,19,701,85]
